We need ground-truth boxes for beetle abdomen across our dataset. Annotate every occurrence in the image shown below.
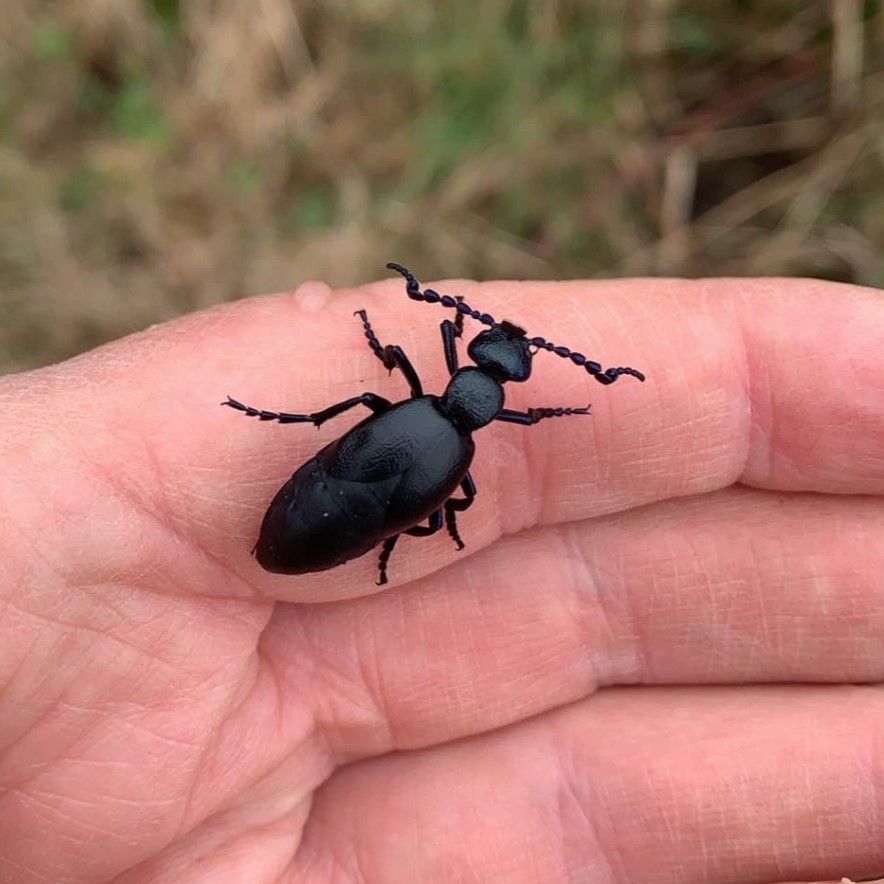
[254,398,475,576]
[254,455,397,574]
[327,397,474,533]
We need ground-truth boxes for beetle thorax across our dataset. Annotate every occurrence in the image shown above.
[443,367,505,431]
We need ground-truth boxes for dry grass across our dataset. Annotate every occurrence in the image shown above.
[1,0,883,370]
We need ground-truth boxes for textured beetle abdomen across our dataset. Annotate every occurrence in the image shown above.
[328,397,474,534]
[254,397,475,575]
[254,455,397,574]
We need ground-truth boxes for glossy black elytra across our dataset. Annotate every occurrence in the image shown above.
[223,263,645,585]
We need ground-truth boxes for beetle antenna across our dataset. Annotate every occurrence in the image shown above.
[387,262,498,329]
[527,335,646,386]
[387,262,645,385]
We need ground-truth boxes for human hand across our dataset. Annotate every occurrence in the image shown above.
[0,274,882,883]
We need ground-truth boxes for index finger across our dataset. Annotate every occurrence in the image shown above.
[5,273,881,597]
[213,273,884,589]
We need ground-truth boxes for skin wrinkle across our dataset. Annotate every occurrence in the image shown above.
[175,664,305,838]
[584,512,657,686]
[560,524,632,690]
[865,720,884,871]
[553,740,619,884]
[13,595,182,678]
[109,471,257,601]
[176,696,253,838]
[6,734,169,867]
[351,599,403,748]
[61,701,194,781]
[9,380,250,604]
[91,704,202,759]
[486,425,525,536]
[754,530,787,664]
[0,647,152,789]
[449,582,489,697]
[119,776,317,884]
[12,600,278,864]
[725,282,757,485]
[704,531,741,674]
[289,840,352,884]
[11,584,248,757]
[286,607,394,760]
[0,629,39,719]
[513,414,551,531]
[298,691,884,881]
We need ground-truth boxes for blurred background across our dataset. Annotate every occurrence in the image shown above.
[1,0,881,371]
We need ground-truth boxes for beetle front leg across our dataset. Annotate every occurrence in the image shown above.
[439,304,463,376]
[495,405,591,426]
[443,472,476,550]
[223,392,391,426]
[354,310,424,398]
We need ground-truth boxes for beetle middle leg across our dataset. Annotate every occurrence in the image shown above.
[495,405,592,426]
[443,472,476,550]
[354,310,424,398]
[374,510,445,585]
[223,392,391,426]
[405,509,444,538]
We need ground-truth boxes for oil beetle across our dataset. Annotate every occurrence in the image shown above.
[224,263,645,585]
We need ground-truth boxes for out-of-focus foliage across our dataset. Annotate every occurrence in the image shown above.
[1,0,882,369]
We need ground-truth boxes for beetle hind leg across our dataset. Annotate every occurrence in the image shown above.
[405,509,444,538]
[443,472,477,550]
[375,511,445,585]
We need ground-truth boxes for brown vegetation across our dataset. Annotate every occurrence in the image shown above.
[1,0,882,370]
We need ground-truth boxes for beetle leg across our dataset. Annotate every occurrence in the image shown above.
[376,510,445,585]
[440,316,462,376]
[495,405,591,426]
[223,392,391,426]
[354,310,424,398]
[443,472,476,550]
[402,510,442,537]
[376,534,400,586]
[404,509,444,537]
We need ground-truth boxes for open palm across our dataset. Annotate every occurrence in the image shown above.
[1,273,882,884]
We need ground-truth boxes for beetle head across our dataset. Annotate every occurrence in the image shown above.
[467,321,532,382]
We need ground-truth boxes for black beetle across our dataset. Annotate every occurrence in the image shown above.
[224,263,645,584]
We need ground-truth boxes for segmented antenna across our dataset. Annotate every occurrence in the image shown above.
[525,334,646,385]
[387,262,498,329]
[386,262,645,386]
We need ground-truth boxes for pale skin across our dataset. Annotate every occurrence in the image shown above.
[0,274,883,884]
